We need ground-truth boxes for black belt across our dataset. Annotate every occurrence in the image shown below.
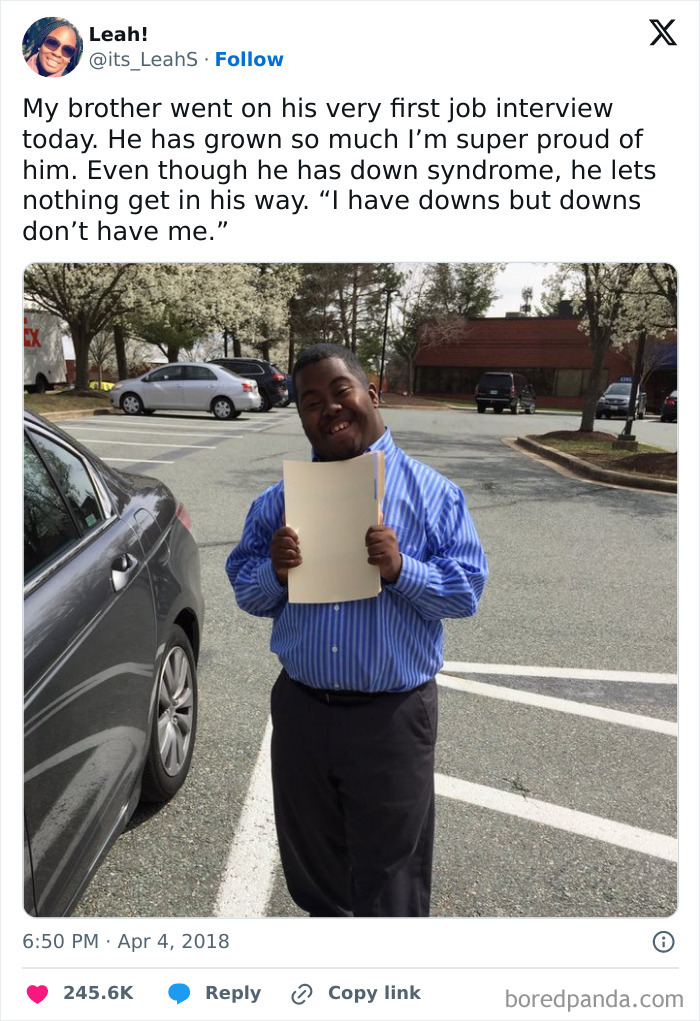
[292,677,431,706]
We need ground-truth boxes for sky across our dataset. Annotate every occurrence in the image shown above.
[487,262,556,317]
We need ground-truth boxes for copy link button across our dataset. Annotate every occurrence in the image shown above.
[291,984,313,1005]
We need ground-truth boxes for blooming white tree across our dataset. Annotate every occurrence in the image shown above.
[24,263,139,390]
[539,264,676,432]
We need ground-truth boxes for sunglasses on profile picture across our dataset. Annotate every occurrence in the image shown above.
[42,36,76,59]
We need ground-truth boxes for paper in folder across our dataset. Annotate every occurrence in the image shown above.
[283,451,385,603]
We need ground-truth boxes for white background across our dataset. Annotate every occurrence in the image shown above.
[2,2,698,1018]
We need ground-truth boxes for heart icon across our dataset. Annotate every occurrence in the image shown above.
[27,986,48,1004]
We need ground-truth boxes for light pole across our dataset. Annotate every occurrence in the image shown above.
[378,286,393,403]
[617,328,646,448]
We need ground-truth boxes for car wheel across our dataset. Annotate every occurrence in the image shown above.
[510,401,520,415]
[121,393,144,415]
[140,625,198,802]
[637,410,645,420]
[477,404,486,414]
[595,411,602,419]
[258,392,271,413]
[211,397,240,420]
[525,403,535,415]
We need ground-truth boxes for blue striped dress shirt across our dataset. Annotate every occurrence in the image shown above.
[225,428,488,692]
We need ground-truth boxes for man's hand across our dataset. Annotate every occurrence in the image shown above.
[366,524,402,584]
[271,525,302,585]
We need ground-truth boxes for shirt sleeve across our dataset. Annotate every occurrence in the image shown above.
[225,487,288,617]
[391,485,488,621]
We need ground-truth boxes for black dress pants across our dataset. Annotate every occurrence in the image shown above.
[270,670,437,917]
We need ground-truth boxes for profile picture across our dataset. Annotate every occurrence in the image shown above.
[23,17,83,77]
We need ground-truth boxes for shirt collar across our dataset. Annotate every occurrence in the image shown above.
[311,427,397,463]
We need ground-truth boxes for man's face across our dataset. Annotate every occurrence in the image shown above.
[296,357,383,461]
[39,26,76,74]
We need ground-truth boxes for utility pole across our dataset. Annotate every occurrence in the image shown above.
[378,286,393,402]
[616,328,646,449]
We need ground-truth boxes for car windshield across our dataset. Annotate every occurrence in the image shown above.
[479,374,511,387]
[605,384,632,395]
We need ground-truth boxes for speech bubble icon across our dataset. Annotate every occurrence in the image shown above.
[168,983,191,1004]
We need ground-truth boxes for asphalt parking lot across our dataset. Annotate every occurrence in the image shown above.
[55,406,677,919]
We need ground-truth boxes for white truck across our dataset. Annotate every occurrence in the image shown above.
[24,311,67,392]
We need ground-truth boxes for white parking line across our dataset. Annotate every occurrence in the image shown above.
[73,438,217,450]
[214,718,278,918]
[435,774,677,863]
[70,426,242,440]
[437,673,677,736]
[442,661,676,685]
[216,661,676,916]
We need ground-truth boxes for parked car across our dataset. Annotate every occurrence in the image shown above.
[475,371,536,414]
[208,357,288,412]
[109,362,261,419]
[24,411,204,915]
[282,374,296,406]
[659,390,678,422]
[595,382,646,420]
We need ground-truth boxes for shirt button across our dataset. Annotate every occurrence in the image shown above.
[334,604,339,611]
[334,684,340,690]
[331,646,338,653]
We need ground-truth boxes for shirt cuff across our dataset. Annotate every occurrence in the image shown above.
[257,559,288,606]
[392,553,429,601]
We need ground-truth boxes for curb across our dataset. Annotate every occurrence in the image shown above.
[38,408,117,421]
[515,436,676,494]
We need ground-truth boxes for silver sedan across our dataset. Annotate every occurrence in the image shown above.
[110,362,262,420]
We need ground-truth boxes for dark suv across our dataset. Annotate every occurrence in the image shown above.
[208,358,288,412]
[475,371,536,415]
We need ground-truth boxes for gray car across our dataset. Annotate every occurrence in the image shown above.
[596,382,647,420]
[24,411,204,916]
[109,362,262,419]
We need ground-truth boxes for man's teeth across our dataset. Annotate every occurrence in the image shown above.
[330,422,349,434]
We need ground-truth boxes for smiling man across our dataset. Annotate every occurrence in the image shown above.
[226,343,488,916]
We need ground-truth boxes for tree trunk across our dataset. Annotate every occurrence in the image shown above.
[73,330,92,391]
[579,331,608,432]
[408,357,416,396]
[233,329,242,357]
[166,343,179,362]
[113,322,128,381]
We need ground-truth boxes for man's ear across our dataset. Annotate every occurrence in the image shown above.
[368,383,380,407]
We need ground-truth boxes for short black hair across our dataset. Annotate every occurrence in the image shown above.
[292,344,368,387]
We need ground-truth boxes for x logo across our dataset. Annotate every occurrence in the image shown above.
[650,18,677,45]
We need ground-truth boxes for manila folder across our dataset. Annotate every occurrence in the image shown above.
[283,451,385,604]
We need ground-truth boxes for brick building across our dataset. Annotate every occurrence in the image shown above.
[413,317,676,411]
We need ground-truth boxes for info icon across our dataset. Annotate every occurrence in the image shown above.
[652,931,675,953]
